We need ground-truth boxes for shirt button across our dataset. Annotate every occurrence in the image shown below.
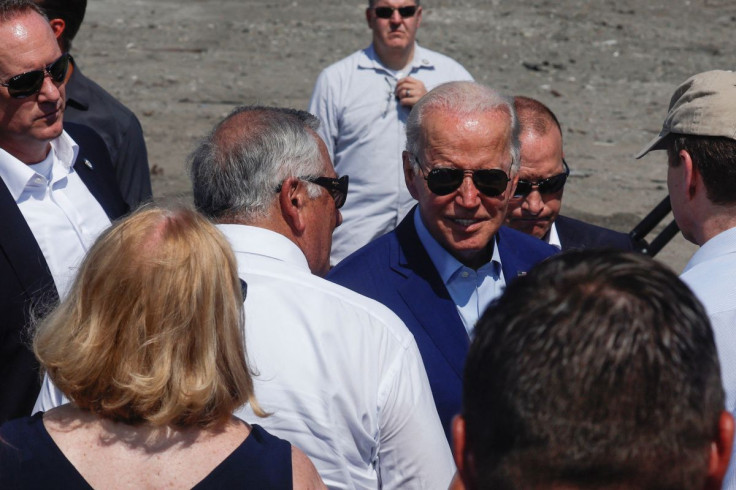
[461,271,469,278]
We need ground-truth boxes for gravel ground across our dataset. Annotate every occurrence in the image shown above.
[71,0,736,271]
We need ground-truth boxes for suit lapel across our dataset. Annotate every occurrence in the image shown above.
[73,150,127,219]
[392,210,469,379]
[0,179,57,303]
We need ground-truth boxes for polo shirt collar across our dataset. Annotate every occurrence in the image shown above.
[358,43,435,73]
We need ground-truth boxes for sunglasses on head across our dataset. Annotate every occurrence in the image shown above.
[372,5,418,19]
[513,159,570,198]
[414,156,511,197]
[276,175,349,209]
[0,53,72,99]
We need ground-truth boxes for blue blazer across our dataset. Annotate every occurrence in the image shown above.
[328,208,557,440]
[555,215,636,252]
[0,122,128,423]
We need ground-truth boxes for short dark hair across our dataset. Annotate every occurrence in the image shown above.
[514,95,562,140]
[667,134,736,205]
[32,0,86,51]
[0,0,46,21]
[463,249,724,489]
[368,0,421,7]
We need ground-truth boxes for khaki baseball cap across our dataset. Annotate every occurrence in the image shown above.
[635,70,736,159]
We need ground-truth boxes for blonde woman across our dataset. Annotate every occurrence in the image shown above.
[0,207,324,489]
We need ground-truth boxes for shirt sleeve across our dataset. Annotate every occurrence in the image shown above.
[308,69,339,162]
[376,333,456,489]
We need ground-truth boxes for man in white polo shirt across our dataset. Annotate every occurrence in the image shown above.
[0,0,126,423]
[309,0,473,264]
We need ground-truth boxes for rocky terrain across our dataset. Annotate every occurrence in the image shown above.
[73,0,736,270]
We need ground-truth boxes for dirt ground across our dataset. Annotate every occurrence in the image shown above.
[72,0,736,271]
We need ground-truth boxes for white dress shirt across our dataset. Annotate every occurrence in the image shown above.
[544,221,562,250]
[309,43,473,265]
[414,210,505,338]
[679,226,736,490]
[34,224,455,490]
[0,131,111,298]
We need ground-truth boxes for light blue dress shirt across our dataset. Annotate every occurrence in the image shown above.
[413,210,505,338]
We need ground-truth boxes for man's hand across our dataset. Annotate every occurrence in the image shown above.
[395,77,427,108]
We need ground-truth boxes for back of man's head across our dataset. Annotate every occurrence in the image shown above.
[457,249,731,490]
[513,95,562,140]
[188,106,323,223]
[32,0,85,51]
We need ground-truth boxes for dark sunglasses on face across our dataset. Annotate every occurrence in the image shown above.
[276,175,349,209]
[0,53,72,99]
[418,165,511,197]
[372,5,418,19]
[513,159,570,198]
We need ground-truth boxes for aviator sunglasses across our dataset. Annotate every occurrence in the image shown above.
[372,5,418,18]
[0,53,72,99]
[513,159,570,198]
[414,159,511,198]
[276,175,349,209]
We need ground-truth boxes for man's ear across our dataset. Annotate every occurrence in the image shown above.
[508,171,519,200]
[704,411,734,490]
[365,7,374,29]
[452,415,472,489]
[278,177,307,236]
[403,151,420,200]
[49,18,66,40]
[679,149,699,201]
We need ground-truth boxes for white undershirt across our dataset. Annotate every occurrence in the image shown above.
[0,132,111,298]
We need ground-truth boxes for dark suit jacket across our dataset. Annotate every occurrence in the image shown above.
[328,208,558,440]
[555,215,636,252]
[0,122,128,423]
[65,63,152,209]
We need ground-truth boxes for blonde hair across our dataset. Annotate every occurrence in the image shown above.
[34,206,264,428]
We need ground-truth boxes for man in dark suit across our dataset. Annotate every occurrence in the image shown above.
[0,1,127,423]
[329,81,557,439]
[33,0,152,209]
[506,96,636,251]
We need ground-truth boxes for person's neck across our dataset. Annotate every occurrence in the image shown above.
[697,206,736,246]
[3,141,53,165]
[374,43,415,71]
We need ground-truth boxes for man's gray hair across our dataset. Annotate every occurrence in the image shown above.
[189,106,324,221]
[406,81,520,174]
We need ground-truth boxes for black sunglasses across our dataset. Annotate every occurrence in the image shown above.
[0,53,72,99]
[276,175,349,209]
[373,5,418,19]
[418,165,510,197]
[305,175,349,209]
[513,159,570,198]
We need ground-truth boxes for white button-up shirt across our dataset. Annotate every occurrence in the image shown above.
[0,132,110,298]
[680,226,736,490]
[309,43,473,265]
[34,224,455,490]
[414,210,505,338]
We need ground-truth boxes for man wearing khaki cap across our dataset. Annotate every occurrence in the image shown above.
[636,69,736,489]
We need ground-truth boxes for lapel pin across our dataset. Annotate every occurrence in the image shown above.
[517,271,527,277]
[84,158,94,170]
